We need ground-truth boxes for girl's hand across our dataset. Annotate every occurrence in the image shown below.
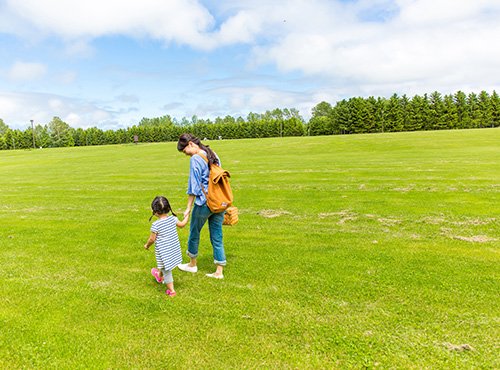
[144,244,150,250]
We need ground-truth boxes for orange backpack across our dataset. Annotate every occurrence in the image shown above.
[198,153,233,213]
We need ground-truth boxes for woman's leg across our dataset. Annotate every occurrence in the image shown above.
[186,204,210,265]
[208,211,226,276]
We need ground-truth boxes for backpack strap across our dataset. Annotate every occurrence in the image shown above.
[197,152,209,163]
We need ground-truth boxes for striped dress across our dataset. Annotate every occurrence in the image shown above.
[151,216,183,271]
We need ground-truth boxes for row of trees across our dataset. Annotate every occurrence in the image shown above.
[1,91,499,150]
[0,109,305,149]
[309,90,500,135]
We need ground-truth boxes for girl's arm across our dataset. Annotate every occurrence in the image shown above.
[176,213,190,228]
[144,232,157,249]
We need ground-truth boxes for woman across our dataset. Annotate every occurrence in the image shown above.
[177,133,226,279]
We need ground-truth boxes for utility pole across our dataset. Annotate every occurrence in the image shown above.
[31,119,36,148]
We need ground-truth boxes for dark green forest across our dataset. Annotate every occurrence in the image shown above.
[1,90,499,150]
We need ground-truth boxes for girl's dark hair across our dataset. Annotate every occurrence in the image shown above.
[177,133,219,166]
[149,195,176,221]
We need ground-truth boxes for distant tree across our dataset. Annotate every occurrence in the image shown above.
[428,91,445,130]
[454,91,469,129]
[364,96,380,133]
[4,129,31,149]
[372,97,386,133]
[384,94,404,132]
[408,95,427,131]
[114,128,129,143]
[311,101,333,118]
[35,124,51,148]
[442,94,458,129]
[309,101,334,135]
[279,108,305,136]
[349,97,370,134]
[477,91,492,128]
[400,95,411,131]
[333,100,351,134]
[0,118,9,135]
[467,93,481,128]
[490,90,500,128]
[47,116,74,147]
[3,130,14,149]
[0,119,8,150]
[85,127,105,145]
[73,128,86,146]
[138,115,174,127]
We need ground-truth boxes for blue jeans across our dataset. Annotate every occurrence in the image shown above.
[187,204,226,266]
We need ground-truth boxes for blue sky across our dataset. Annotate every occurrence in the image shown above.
[1,0,499,130]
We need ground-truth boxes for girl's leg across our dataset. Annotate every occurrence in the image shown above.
[162,269,175,295]
[152,254,165,283]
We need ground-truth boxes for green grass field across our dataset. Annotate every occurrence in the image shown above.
[1,129,499,368]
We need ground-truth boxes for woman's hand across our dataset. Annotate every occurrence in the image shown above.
[184,208,191,219]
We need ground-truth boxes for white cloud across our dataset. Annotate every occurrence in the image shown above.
[0,91,113,129]
[252,0,500,97]
[0,94,19,117]
[116,94,140,104]
[8,61,47,81]
[196,85,314,118]
[4,0,217,48]
[64,39,95,58]
[57,71,78,84]
[396,0,498,24]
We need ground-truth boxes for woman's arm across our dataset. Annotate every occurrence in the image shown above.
[184,194,195,218]
[186,155,207,201]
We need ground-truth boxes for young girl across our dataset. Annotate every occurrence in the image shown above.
[144,196,189,297]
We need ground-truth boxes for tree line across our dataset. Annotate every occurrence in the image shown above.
[1,90,499,150]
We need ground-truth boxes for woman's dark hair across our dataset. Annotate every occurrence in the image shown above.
[177,133,219,166]
[149,195,176,221]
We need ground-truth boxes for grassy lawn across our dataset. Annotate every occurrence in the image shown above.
[0,128,499,368]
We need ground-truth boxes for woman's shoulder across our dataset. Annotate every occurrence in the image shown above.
[191,152,209,166]
[195,150,208,159]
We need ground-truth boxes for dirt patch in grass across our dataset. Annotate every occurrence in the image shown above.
[423,215,496,226]
[332,210,358,224]
[443,342,474,352]
[422,216,446,224]
[319,210,358,224]
[258,209,292,218]
[393,185,414,192]
[377,217,402,226]
[441,228,497,242]
[451,217,497,226]
[452,235,497,243]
